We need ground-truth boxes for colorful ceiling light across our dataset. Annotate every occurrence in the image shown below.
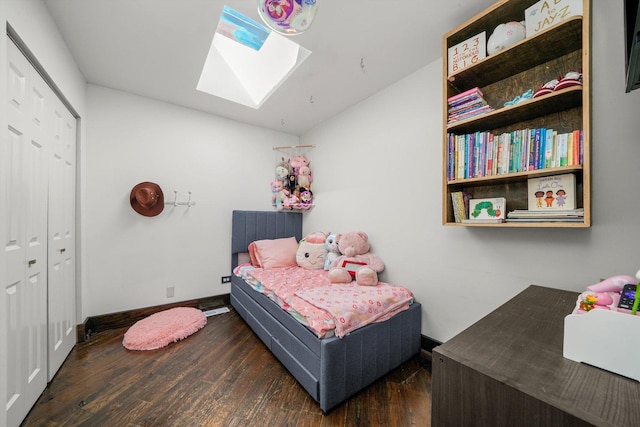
[257,0,319,36]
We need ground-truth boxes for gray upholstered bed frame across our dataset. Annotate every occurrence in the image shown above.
[230,210,422,413]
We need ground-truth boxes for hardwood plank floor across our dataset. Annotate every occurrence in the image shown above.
[21,307,432,426]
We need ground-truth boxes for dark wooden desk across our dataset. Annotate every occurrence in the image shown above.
[432,285,640,427]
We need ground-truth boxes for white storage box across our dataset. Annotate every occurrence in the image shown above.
[564,304,640,381]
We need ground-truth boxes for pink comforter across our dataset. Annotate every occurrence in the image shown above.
[247,266,414,338]
[295,282,413,338]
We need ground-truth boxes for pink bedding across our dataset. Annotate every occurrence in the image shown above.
[243,266,414,338]
[295,282,413,338]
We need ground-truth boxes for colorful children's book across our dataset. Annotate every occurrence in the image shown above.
[467,197,506,221]
[527,173,576,210]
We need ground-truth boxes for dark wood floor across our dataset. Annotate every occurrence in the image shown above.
[21,307,433,426]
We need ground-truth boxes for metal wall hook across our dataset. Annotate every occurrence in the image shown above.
[164,190,196,207]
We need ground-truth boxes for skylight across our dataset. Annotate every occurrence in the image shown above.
[197,6,311,109]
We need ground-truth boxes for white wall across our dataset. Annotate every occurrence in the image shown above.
[302,0,640,342]
[84,85,298,317]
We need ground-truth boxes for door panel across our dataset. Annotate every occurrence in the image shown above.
[3,40,48,427]
[47,96,76,379]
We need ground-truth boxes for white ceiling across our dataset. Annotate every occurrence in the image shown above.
[43,0,497,136]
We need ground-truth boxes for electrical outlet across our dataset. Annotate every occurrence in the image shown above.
[166,286,175,298]
[221,276,231,284]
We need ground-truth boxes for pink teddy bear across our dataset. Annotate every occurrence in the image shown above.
[328,231,384,286]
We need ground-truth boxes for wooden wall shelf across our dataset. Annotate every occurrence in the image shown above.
[442,0,591,228]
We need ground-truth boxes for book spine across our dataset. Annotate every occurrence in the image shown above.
[451,192,462,222]
[533,128,541,170]
[486,132,494,176]
[448,98,487,113]
[538,128,546,170]
[544,129,554,169]
[526,129,532,171]
[470,133,476,178]
[457,136,464,180]
[462,192,470,220]
[480,132,486,177]
[447,133,456,181]
[447,105,493,123]
[579,130,583,165]
[573,129,581,165]
[447,87,482,103]
[465,135,470,179]
[447,93,482,108]
[528,129,536,171]
[502,133,511,174]
[516,131,521,172]
[507,133,515,173]
[559,133,568,167]
[496,134,503,175]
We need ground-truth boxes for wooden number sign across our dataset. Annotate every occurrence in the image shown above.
[447,32,486,75]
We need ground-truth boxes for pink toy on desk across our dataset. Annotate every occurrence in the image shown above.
[586,275,635,293]
[578,291,615,312]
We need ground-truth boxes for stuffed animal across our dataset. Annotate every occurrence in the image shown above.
[329,231,384,286]
[289,155,310,176]
[296,232,327,269]
[487,21,526,55]
[324,233,341,270]
[297,165,312,189]
[275,157,296,193]
[298,188,313,209]
[270,180,287,211]
[283,193,297,210]
[275,157,292,182]
[578,291,615,312]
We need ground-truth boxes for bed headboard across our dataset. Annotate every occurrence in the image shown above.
[231,210,303,269]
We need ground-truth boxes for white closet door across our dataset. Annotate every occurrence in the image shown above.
[47,94,76,379]
[3,40,49,427]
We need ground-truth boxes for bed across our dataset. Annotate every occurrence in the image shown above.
[229,210,422,413]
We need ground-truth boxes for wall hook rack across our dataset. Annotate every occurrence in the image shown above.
[165,190,196,207]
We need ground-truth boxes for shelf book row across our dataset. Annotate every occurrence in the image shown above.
[447,128,583,181]
[447,87,493,124]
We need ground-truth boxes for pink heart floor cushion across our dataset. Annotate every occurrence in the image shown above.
[123,307,207,351]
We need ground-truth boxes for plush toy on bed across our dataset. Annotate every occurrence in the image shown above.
[323,233,341,270]
[329,231,384,286]
[296,231,328,270]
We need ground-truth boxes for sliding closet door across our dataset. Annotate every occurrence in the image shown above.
[47,94,76,379]
[3,39,49,427]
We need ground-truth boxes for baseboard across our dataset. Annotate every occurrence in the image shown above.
[421,334,442,353]
[77,293,231,342]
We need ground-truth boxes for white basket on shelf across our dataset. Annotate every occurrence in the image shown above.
[564,302,640,381]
